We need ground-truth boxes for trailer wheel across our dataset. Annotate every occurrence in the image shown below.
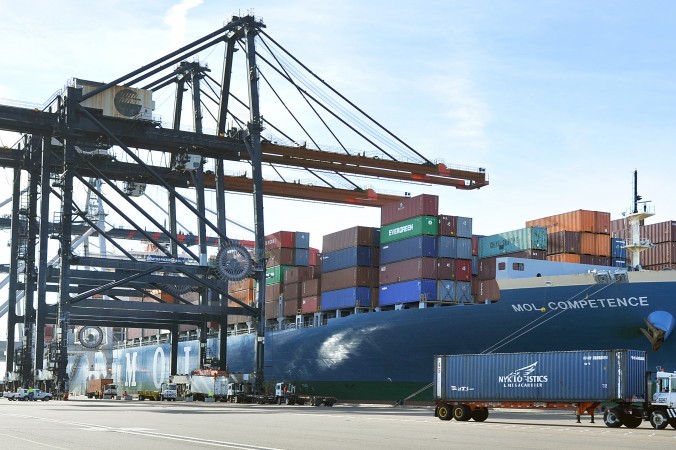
[621,412,642,428]
[437,404,453,421]
[453,404,471,421]
[471,407,489,422]
[669,418,676,429]
[603,408,623,428]
[650,410,669,430]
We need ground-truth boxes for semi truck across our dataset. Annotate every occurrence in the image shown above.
[433,349,676,430]
[86,378,117,399]
[273,382,337,406]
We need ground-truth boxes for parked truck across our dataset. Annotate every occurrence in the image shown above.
[7,388,52,401]
[273,382,337,406]
[433,349,676,430]
[189,372,229,401]
[86,379,117,399]
[160,383,178,401]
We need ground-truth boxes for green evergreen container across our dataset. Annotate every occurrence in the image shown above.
[265,265,294,285]
[380,216,439,244]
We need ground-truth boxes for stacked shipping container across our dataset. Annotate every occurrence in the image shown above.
[611,220,676,270]
[263,230,312,320]
[473,227,548,303]
[526,210,613,266]
[378,194,474,305]
[319,226,380,311]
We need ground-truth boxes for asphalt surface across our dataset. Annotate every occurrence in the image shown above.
[0,398,675,449]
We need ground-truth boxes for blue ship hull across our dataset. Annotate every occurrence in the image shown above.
[70,270,676,402]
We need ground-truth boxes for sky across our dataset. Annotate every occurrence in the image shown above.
[1,0,676,374]
[2,0,676,249]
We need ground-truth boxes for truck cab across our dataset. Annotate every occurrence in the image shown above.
[160,383,178,401]
[652,371,676,407]
[103,384,118,399]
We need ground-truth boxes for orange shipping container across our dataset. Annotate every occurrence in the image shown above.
[547,253,582,264]
[580,232,596,255]
[595,234,610,257]
[228,289,255,305]
[228,278,255,292]
[527,210,600,234]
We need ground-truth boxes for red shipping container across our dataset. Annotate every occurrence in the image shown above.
[283,299,300,317]
[379,258,437,285]
[284,266,315,283]
[380,194,439,226]
[471,235,479,256]
[265,231,295,249]
[472,278,500,303]
[526,210,599,234]
[478,257,497,281]
[267,247,295,266]
[643,221,676,245]
[438,215,458,237]
[322,226,378,253]
[309,247,320,266]
[265,283,282,302]
[321,267,377,292]
[436,258,455,280]
[301,278,321,297]
[265,300,280,320]
[283,282,301,300]
[547,230,580,255]
[301,296,320,314]
[642,242,676,266]
[454,259,472,281]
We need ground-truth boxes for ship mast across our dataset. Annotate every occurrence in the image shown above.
[623,170,654,270]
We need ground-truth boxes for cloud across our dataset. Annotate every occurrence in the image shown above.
[164,0,204,51]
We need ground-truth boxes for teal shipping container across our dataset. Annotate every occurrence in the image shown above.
[478,227,547,259]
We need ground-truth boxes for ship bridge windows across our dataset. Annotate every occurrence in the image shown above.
[512,262,525,271]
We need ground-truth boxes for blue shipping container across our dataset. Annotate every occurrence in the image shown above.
[379,279,436,306]
[294,248,310,266]
[380,236,437,265]
[455,281,472,303]
[295,231,310,249]
[437,280,453,301]
[321,246,372,272]
[320,286,371,310]
[456,238,472,259]
[456,216,473,238]
[438,236,457,258]
[611,238,627,259]
[434,349,647,402]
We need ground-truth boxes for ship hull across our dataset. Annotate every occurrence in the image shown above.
[70,271,676,402]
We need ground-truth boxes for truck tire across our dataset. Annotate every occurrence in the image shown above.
[603,408,623,428]
[621,412,642,428]
[650,410,669,430]
[453,404,471,421]
[669,418,676,429]
[471,407,489,422]
[437,404,453,421]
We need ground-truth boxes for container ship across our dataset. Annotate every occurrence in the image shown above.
[68,194,676,403]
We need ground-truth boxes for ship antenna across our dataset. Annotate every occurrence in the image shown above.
[623,170,654,270]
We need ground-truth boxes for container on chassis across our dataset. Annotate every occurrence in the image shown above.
[433,350,648,424]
